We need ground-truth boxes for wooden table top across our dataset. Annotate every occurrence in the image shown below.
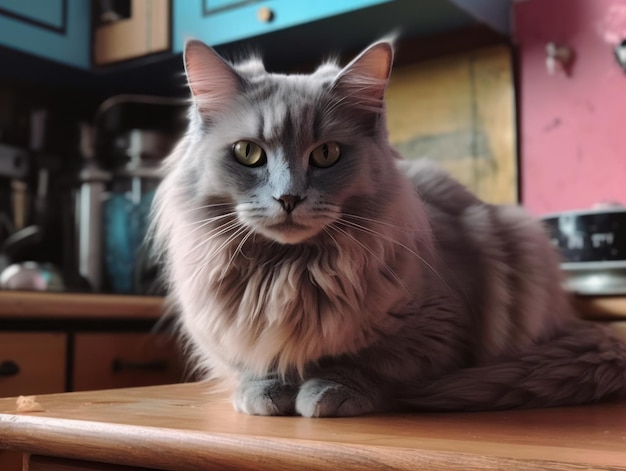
[1,382,625,471]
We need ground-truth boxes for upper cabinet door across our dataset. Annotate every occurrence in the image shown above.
[0,0,90,68]
[93,0,171,66]
[172,0,391,53]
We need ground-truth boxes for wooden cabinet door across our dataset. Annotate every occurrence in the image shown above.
[0,0,90,68]
[386,45,517,204]
[0,332,67,397]
[93,0,170,66]
[73,332,187,391]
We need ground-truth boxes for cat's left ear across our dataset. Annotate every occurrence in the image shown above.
[332,41,394,110]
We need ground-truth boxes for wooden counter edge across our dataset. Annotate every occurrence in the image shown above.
[1,289,625,322]
[573,296,626,320]
[1,413,625,471]
[0,291,165,319]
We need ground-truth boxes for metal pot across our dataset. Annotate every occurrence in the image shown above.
[541,206,626,295]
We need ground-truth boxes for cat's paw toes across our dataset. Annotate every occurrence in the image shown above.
[295,378,375,417]
[234,378,297,416]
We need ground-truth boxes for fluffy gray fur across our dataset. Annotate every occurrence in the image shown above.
[151,39,626,417]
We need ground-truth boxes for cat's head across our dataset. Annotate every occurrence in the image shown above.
[178,39,397,245]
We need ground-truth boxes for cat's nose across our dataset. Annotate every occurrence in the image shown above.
[275,194,304,214]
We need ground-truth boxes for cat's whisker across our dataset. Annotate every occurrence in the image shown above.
[214,227,254,298]
[189,223,248,280]
[236,209,267,219]
[178,202,234,216]
[335,219,418,256]
[186,211,238,222]
[340,212,431,235]
[310,215,336,221]
[201,225,249,273]
[182,219,243,260]
[320,206,432,236]
[236,203,269,219]
[181,212,238,232]
[335,218,455,296]
[322,227,341,251]
[328,224,411,296]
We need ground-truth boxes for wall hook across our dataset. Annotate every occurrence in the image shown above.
[546,42,574,76]
[614,39,626,72]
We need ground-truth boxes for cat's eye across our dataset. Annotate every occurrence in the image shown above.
[233,140,266,167]
[310,142,341,168]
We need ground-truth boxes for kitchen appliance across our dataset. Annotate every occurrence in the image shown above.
[90,95,187,294]
[0,261,64,291]
[541,206,626,295]
[102,128,164,294]
[75,123,111,292]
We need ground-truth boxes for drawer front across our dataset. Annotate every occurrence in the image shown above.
[0,451,23,471]
[0,332,67,397]
[73,333,186,391]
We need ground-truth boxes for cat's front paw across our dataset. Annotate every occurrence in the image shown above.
[234,378,298,416]
[295,378,377,417]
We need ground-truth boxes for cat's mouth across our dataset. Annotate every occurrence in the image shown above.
[268,221,309,231]
[261,219,320,244]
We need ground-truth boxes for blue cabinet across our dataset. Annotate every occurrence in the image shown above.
[0,0,511,85]
[172,0,391,53]
[0,0,90,68]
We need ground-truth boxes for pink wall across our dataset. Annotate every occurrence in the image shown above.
[515,0,626,215]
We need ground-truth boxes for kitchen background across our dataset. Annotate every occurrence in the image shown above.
[0,0,623,297]
[0,0,507,296]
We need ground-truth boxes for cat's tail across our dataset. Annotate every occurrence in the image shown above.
[398,321,626,411]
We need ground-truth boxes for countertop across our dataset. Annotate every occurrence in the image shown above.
[0,290,625,321]
[0,382,625,470]
[0,291,164,319]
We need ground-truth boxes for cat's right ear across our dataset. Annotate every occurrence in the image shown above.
[331,41,394,114]
[184,40,244,117]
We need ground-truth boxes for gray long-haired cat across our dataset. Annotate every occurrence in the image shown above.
[152,39,626,417]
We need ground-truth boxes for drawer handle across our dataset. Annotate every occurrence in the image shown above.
[0,360,20,376]
[111,358,167,372]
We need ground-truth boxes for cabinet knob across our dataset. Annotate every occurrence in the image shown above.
[0,360,20,376]
[257,6,274,23]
